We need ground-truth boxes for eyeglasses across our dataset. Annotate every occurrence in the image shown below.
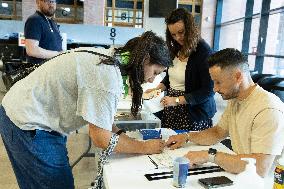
[42,0,56,4]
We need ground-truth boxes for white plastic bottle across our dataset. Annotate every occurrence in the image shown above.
[232,158,264,189]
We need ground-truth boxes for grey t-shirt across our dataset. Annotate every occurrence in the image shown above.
[2,47,123,135]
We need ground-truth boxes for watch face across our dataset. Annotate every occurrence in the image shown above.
[208,148,217,155]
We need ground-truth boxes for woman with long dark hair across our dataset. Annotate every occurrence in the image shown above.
[0,31,172,189]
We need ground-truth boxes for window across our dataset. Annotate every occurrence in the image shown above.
[253,0,262,14]
[248,18,260,54]
[263,10,284,74]
[55,0,84,24]
[214,0,284,75]
[178,0,202,27]
[248,54,256,70]
[0,0,22,20]
[263,57,284,75]
[270,0,284,10]
[219,23,244,50]
[105,0,143,28]
[221,0,246,23]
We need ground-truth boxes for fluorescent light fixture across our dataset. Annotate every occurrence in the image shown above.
[1,3,8,8]
[61,7,70,12]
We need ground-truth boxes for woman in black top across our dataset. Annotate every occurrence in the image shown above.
[145,8,216,131]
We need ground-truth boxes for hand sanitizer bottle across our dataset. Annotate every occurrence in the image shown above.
[273,157,284,189]
[232,158,264,189]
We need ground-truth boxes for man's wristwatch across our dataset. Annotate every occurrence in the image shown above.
[175,97,180,105]
[208,148,217,163]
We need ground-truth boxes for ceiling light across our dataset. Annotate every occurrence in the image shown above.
[1,3,8,8]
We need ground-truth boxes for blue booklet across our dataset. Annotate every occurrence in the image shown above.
[139,129,161,140]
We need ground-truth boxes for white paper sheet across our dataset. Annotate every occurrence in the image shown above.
[143,92,164,113]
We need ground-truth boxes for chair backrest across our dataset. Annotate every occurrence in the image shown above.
[270,81,284,102]
[257,76,284,102]
[251,73,274,83]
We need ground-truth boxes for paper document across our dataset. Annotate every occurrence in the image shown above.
[143,92,164,113]
[148,151,174,168]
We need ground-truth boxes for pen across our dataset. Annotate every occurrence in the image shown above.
[148,155,158,169]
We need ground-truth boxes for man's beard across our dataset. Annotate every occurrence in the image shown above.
[219,85,240,100]
[42,8,55,17]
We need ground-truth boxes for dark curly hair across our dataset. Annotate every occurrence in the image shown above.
[165,8,200,59]
[115,31,172,116]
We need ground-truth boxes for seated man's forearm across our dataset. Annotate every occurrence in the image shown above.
[214,152,247,174]
[188,126,228,145]
[215,152,274,177]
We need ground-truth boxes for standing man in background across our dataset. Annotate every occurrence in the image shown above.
[25,0,62,64]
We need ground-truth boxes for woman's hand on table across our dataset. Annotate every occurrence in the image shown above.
[184,150,208,166]
[165,134,188,150]
[143,139,165,154]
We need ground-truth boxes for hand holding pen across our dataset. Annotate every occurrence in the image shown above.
[143,139,165,154]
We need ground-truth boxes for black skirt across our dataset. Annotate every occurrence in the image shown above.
[161,88,213,131]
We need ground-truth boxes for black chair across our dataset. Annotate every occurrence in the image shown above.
[251,73,275,83]
[250,70,258,77]
[270,80,284,102]
[257,76,284,102]
[220,138,233,151]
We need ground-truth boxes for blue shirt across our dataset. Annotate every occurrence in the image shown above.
[24,11,62,64]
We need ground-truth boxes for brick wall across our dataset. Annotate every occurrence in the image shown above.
[22,0,37,22]
[84,0,105,25]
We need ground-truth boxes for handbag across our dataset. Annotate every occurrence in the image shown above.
[1,49,117,91]
[2,62,41,90]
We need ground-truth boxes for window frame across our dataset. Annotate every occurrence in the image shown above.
[104,0,144,28]
[213,0,284,74]
[0,0,22,20]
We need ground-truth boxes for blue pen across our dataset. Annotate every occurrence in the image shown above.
[159,129,161,139]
